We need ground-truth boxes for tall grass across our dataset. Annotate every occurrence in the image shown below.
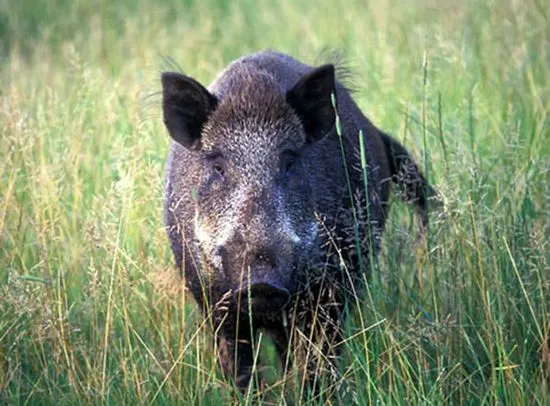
[1,0,548,403]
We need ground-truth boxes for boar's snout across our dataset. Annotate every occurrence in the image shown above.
[220,238,295,315]
[234,275,291,315]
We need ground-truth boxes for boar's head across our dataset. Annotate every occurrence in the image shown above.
[161,65,336,315]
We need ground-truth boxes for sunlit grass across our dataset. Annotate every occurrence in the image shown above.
[1,0,548,403]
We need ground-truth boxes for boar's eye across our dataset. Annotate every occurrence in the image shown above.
[205,153,225,178]
[281,150,298,177]
[213,162,225,176]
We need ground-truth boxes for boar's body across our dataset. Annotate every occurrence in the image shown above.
[163,50,431,389]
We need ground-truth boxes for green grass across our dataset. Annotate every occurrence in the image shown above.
[1,0,549,403]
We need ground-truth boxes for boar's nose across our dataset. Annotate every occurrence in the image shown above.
[234,282,290,315]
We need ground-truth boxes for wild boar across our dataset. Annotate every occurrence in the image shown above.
[162,50,433,390]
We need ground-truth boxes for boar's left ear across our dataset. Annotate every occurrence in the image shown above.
[161,72,218,151]
[286,64,336,143]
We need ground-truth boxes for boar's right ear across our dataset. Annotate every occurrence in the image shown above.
[161,72,218,150]
[286,64,336,143]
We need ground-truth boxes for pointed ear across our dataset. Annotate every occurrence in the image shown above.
[161,72,218,150]
[286,64,336,143]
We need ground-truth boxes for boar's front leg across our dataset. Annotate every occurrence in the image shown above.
[307,309,345,393]
[269,323,292,373]
[298,282,347,395]
[217,328,255,390]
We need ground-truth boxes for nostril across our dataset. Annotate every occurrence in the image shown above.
[234,282,290,314]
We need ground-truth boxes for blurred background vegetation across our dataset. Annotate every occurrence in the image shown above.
[0,0,548,404]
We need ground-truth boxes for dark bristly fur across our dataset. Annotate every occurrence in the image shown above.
[161,50,434,393]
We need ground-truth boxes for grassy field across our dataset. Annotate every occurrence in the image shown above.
[1,0,549,403]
